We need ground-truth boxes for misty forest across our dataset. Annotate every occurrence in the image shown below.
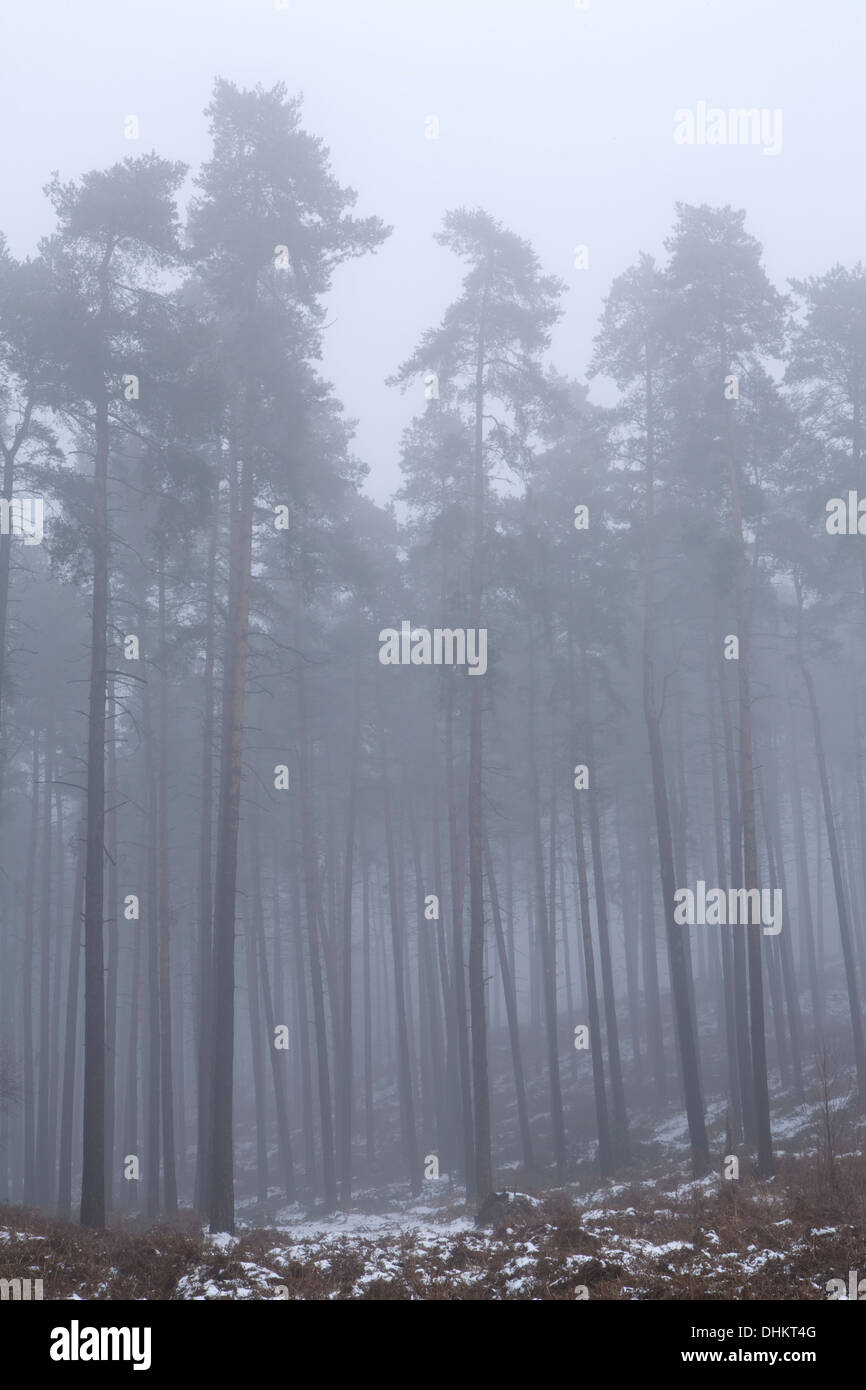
[1,73,866,1303]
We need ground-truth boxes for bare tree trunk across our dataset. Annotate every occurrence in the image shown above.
[143,662,161,1220]
[320,785,345,1182]
[583,666,629,1159]
[565,614,613,1174]
[252,819,295,1201]
[637,805,666,1103]
[787,729,821,1041]
[840,779,866,984]
[643,359,709,1176]
[298,662,337,1209]
[104,683,120,1214]
[36,716,54,1205]
[720,369,774,1175]
[815,794,826,995]
[468,274,492,1208]
[528,625,566,1182]
[445,685,473,1192]
[671,683,702,1057]
[123,868,142,1213]
[559,853,576,1023]
[57,821,86,1218]
[194,503,218,1213]
[0,406,31,760]
[377,675,421,1196]
[570,745,613,1177]
[243,854,268,1207]
[431,790,458,1179]
[483,832,534,1171]
[80,278,112,1228]
[408,801,447,1172]
[22,731,38,1204]
[759,754,804,1103]
[615,801,642,1082]
[209,361,255,1232]
[738,598,774,1175]
[362,846,375,1166]
[708,666,741,1142]
[339,658,360,1206]
[0,404,34,1202]
[720,653,754,1141]
[289,798,315,1188]
[158,549,177,1214]
[47,785,64,1206]
[796,582,866,1101]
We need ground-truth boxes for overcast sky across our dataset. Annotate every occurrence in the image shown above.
[2,0,863,500]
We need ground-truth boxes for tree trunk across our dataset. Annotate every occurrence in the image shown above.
[796,584,866,1100]
[724,411,774,1176]
[209,363,256,1232]
[483,832,534,1171]
[243,850,268,1207]
[143,660,161,1220]
[104,683,120,1214]
[377,675,421,1195]
[720,651,754,1141]
[252,820,295,1201]
[759,755,804,1103]
[566,621,613,1175]
[445,684,473,1191]
[528,624,566,1182]
[583,663,629,1159]
[362,847,375,1166]
[467,274,492,1209]
[57,821,86,1217]
[298,662,337,1209]
[290,797,315,1188]
[158,548,177,1213]
[21,731,38,1204]
[643,358,709,1176]
[36,719,54,1205]
[708,664,741,1141]
[194,501,218,1213]
[787,730,822,1041]
[80,260,112,1228]
[338,654,361,1206]
[637,806,666,1102]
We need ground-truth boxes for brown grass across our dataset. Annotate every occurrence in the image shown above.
[1,1149,863,1300]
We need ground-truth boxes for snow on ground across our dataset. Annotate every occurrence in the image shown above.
[269,1206,473,1245]
[208,1231,238,1253]
[176,1260,286,1300]
[154,1087,866,1299]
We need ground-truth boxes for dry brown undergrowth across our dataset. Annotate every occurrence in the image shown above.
[0,1152,863,1300]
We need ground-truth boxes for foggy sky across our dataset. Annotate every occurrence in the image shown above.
[2,0,863,501]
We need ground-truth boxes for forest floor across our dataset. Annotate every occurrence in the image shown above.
[2,1097,865,1299]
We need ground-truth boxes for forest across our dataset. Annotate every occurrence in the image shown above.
[1,74,865,1304]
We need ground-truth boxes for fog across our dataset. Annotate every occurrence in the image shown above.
[0,0,865,1315]
[3,0,864,500]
